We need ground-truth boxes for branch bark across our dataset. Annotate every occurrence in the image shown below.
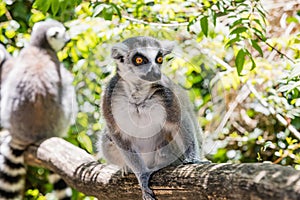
[24,137,300,200]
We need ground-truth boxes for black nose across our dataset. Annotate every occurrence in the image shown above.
[141,71,161,82]
[66,38,71,43]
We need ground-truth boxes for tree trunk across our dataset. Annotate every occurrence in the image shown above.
[24,137,300,200]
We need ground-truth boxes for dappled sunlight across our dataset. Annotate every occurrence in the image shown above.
[1,0,300,199]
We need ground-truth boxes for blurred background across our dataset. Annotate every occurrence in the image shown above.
[1,0,300,199]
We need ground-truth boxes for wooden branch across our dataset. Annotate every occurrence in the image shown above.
[24,137,300,200]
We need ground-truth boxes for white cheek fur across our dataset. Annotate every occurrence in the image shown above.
[46,27,67,51]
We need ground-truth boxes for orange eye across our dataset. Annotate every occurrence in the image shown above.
[136,57,143,64]
[156,56,163,64]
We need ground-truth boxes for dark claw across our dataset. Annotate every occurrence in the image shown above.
[142,187,156,200]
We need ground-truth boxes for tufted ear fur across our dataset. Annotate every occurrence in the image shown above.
[111,43,129,63]
[160,40,176,56]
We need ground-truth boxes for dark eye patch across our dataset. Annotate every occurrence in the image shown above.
[132,53,149,66]
[51,31,59,38]
[155,51,163,64]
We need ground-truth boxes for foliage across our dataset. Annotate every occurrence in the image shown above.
[1,0,300,198]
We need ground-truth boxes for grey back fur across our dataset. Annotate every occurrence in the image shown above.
[0,44,13,129]
[0,20,77,147]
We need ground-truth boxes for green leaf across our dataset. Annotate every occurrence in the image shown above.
[244,48,256,71]
[230,18,243,29]
[211,10,216,26]
[253,18,264,28]
[251,40,263,57]
[287,16,299,24]
[0,2,5,17]
[77,132,93,154]
[59,0,68,13]
[110,3,122,19]
[225,36,240,48]
[93,3,121,20]
[51,0,60,16]
[200,16,208,37]
[257,6,266,18]
[77,112,88,127]
[235,48,246,75]
[102,6,113,20]
[230,26,247,35]
[237,3,249,8]
[33,0,51,13]
[32,0,44,9]
[249,55,256,70]
[76,39,88,53]
[253,28,267,41]
[254,21,266,35]
[93,4,106,17]
[5,30,16,39]
[238,8,251,14]
[235,0,246,3]
[187,16,197,32]
[216,1,221,10]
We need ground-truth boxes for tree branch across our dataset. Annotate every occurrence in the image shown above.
[23,137,300,200]
[254,33,295,64]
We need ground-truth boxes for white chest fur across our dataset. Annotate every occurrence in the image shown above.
[111,94,167,139]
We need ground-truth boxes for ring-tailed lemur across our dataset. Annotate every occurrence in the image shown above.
[0,43,14,130]
[0,19,77,200]
[98,36,209,200]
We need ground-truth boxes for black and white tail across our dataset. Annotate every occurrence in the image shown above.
[48,172,72,200]
[0,133,26,200]
[0,132,73,200]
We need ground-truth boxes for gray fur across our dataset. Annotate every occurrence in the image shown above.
[30,19,65,50]
[0,44,13,84]
[99,36,208,200]
[1,20,76,147]
[0,20,76,199]
[0,44,14,130]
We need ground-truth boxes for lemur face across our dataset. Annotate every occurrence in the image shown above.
[46,26,70,52]
[111,36,174,83]
[128,47,163,82]
[31,19,70,52]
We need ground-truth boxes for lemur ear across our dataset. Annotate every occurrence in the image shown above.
[111,43,129,62]
[160,40,176,56]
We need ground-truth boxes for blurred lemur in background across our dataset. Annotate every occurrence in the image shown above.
[99,36,209,200]
[0,19,77,200]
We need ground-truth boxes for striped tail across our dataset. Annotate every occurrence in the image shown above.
[48,172,72,200]
[0,134,26,200]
